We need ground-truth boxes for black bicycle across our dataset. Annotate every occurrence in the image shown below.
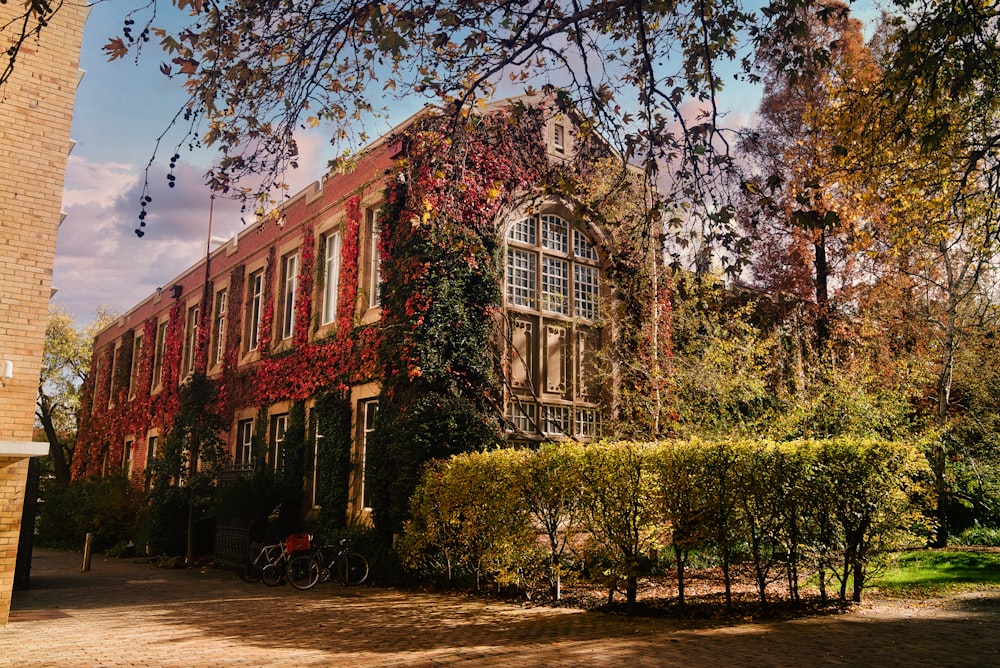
[286,538,369,591]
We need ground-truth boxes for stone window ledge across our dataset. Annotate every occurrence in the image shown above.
[0,441,49,458]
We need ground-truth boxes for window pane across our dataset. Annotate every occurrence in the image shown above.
[282,254,298,339]
[508,216,536,245]
[248,271,263,351]
[574,264,599,320]
[214,289,227,365]
[574,228,599,261]
[322,232,341,325]
[507,401,537,433]
[507,249,536,308]
[542,405,570,435]
[575,408,600,438]
[360,400,378,509]
[541,256,569,314]
[541,215,568,253]
[368,209,381,309]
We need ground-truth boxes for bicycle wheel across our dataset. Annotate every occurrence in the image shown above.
[287,554,321,591]
[336,552,369,585]
[262,562,284,586]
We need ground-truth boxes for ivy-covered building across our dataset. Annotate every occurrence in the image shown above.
[74,99,662,538]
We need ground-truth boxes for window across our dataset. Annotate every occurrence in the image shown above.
[280,252,298,340]
[321,231,342,326]
[506,249,536,309]
[367,208,381,309]
[504,213,603,440]
[507,401,537,434]
[359,400,378,510]
[310,411,322,508]
[553,123,565,153]
[507,214,599,320]
[124,439,134,475]
[145,435,158,489]
[246,269,264,352]
[107,345,118,408]
[152,321,167,389]
[128,334,143,399]
[269,413,288,472]
[212,288,227,366]
[235,419,254,467]
[183,304,200,377]
[575,407,601,439]
[542,405,571,436]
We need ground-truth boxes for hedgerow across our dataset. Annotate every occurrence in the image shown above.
[398,437,929,605]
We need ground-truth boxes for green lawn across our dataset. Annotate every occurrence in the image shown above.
[873,549,1000,595]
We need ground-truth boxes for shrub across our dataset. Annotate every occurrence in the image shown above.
[398,450,538,590]
[953,524,1000,547]
[38,475,144,552]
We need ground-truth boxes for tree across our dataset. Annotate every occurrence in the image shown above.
[822,11,1000,546]
[36,305,119,486]
[148,371,228,561]
[739,1,877,350]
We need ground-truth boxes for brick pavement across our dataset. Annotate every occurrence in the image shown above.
[1,548,998,667]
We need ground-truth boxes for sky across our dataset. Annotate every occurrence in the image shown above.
[54,2,424,326]
[53,1,881,328]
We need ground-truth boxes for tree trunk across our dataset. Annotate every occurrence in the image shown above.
[814,228,829,351]
[931,315,957,548]
[674,543,686,606]
[38,401,71,486]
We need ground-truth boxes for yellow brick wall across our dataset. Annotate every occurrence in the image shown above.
[0,458,29,623]
[0,1,88,624]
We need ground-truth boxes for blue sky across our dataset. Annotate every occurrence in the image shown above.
[54,1,881,326]
[55,3,422,325]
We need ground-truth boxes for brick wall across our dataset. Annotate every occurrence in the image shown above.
[0,459,29,623]
[0,1,88,624]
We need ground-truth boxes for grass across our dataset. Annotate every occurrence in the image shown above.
[872,549,1000,596]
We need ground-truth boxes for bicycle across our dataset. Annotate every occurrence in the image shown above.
[238,540,287,586]
[239,534,312,586]
[286,538,369,591]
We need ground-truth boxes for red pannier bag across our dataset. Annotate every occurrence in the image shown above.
[285,533,311,554]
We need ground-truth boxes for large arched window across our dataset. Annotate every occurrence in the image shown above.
[504,213,602,441]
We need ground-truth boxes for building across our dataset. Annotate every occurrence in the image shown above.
[73,100,660,548]
[0,2,89,623]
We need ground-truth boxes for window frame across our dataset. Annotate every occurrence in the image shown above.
[279,252,298,340]
[183,303,200,378]
[152,321,167,390]
[212,288,228,367]
[359,399,378,510]
[366,208,381,310]
[246,269,264,352]
[321,230,342,326]
[128,333,143,399]
[503,212,603,441]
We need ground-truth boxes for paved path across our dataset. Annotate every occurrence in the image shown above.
[2,549,999,667]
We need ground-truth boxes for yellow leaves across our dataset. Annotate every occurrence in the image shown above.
[306,116,320,129]
[485,180,503,201]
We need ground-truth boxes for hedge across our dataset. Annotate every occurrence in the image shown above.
[398,437,929,605]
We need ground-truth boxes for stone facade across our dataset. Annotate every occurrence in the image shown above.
[0,1,88,623]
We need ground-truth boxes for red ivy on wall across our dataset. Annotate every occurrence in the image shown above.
[255,197,369,403]
[219,264,247,423]
[294,225,315,349]
[159,298,185,423]
[257,246,276,355]
[195,280,214,373]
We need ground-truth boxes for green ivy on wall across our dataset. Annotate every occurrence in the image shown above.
[313,389,353,531]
